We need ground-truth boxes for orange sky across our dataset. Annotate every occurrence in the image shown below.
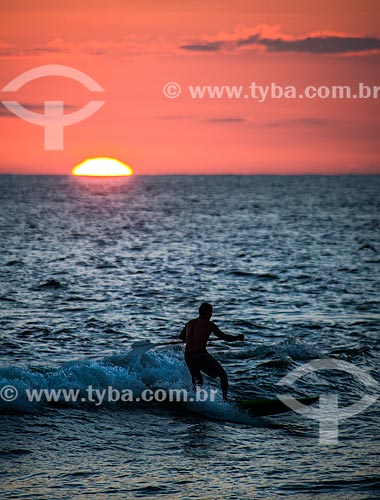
[0,0,379,175]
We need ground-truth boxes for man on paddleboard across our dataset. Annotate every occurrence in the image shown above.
[179,302,244,401]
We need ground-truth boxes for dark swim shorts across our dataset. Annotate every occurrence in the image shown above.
[184,349,226,380]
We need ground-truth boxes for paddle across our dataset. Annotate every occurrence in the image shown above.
[130,339,184,356]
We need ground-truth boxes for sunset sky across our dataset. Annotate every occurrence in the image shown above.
[0,0,379,175]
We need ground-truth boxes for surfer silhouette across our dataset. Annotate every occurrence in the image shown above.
[179,302,244,402]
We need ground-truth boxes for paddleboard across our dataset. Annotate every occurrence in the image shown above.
[236,396,318,416]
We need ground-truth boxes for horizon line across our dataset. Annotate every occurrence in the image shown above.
[0,172,379,177]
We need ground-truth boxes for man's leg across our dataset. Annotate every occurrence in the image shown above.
[219,369,228,402]
[200,352,229,401]
[185,354,204,390]
[192,370,203,391]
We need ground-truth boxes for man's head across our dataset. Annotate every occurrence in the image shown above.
[199,302,213,319]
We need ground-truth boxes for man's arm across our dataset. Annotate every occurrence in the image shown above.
[211,322,244,342]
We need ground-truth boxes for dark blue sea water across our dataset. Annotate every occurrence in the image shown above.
[0,175,379,499]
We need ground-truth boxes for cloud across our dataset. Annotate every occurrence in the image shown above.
[0,36,171,59]
[0,102,77,117]
[158,114,248,124]
[180,42,224,52]
[261,118,333,128]
[0,48,54,57]
[180,26,380,55]
[259,36,380,54]
[206,117,247,123]
[156,113,337,132]
[0,41,62,58]
[205,116,335,128]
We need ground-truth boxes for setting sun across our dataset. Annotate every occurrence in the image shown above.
[72,157,133,177]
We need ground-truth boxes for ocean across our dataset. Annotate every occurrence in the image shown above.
[0,174,379,499]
